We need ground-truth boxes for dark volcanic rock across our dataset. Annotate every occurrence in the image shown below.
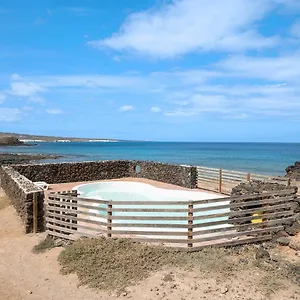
[0,136,25,146]
[231,180,296,196]
[286,162,300,180]
[285,222,300,236]
[0,153,61,165]
[277,237,291,246]
[230,181,298,231]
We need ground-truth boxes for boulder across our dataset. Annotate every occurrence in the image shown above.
[276,237,291,246]
[285,222,300,236]
[286,162,300,180]
[255,248,270,260]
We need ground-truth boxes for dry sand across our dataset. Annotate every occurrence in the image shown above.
[0,188,300,300]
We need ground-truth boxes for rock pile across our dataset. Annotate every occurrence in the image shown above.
[231,180,296,196]
[230,181,299,232]
[286,161,300,180]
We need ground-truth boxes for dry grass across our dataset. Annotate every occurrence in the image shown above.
[32,236,56,254]
[58,237,300,294]
[0,195,10,210]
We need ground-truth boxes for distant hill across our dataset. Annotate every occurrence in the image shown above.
[0,132,123,143]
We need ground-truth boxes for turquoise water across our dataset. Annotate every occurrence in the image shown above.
[1,142,300,175]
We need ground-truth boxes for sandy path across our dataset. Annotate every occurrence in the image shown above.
[0,193,299,300]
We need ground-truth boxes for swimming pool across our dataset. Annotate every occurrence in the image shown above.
[74,181,231,233]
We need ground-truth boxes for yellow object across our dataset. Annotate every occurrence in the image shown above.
[251,212,263,223]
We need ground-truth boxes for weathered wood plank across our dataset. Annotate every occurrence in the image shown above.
[193,211,294,228]
[48,194,109,204]
[193,202,295,220]
[193,196,295,213]
[46,217,106,233]
[192,217,293,236]
[46,211,107,226]
[188,236,272,251]
[192,226,283,243]
[47,199,108,211]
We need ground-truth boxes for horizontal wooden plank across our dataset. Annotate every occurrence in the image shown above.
[47,224,104,238]
[188,236,272,251]
[46,211,107,226]
[192,226,282,243]
[192,189,296,205]
[111,207,189,213]
[46,229,97,240]
[110,215,190,221]
[192,217,293,236]
[193,211,294,228]
[47,199,108,212]
[128,237,190,244]
[48,194,109,204]
[107,230,189,236]
[192,196,295,213]
[108,200,191,206]
[193,202,295,221]
[104,222,190,228]
[46,207,107,223]
[46,217,106,233]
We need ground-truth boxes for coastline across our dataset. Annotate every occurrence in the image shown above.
[0,153,62,165]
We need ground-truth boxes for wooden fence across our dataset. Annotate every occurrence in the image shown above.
[45,189,298,251]
[197,166,291,195]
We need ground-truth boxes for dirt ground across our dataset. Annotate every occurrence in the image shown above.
[0,189,300,300]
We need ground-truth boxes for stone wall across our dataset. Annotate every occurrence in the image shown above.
[14,160,197,188]
[0,166,44,233]
[13,160,132,184]
[128,161,197,188]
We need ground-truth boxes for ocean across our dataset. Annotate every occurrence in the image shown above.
[0,142,299,176]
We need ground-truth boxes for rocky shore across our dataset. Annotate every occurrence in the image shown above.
[0,153,61,165]
[286,161,300,180]
[0,136,34,146]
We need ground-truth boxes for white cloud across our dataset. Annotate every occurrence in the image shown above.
[46,109,63,115]
[218,52,300,82]
[119,105,134,112]
[0,108,22,122]
[164,94,230,116]
[11,73,22,81]
[290,19,300,37]
[0,93,6,103]
[35,74,147,89]
[9,82,44,97]
[89,0,277,58]
[150,106,162,113]
[28,96,45,103]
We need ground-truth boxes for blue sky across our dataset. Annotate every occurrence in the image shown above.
[1,0,300,142]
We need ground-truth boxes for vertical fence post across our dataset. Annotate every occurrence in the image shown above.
[247,173,251,183]
[33,192,38,234]
[188,202,193,248]
[107,202,112,238]
[287,178,291,187]
[219,169,222,193]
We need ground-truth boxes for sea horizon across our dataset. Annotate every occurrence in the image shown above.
[1,141,299,176]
